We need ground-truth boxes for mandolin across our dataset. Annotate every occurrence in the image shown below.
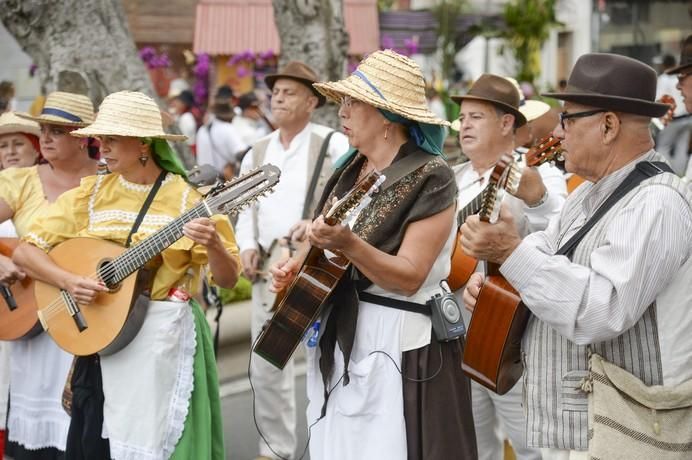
[253,170,385,369]
[447,135,563,291]
[0,238,42,340]
[34,165,280,356]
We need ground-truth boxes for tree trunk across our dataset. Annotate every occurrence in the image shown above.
[272,0,349,129]
[0,0,195,167]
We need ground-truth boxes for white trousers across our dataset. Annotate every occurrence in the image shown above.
[540,448,588,460]
[250,279,297,460]
[470,378,542,460]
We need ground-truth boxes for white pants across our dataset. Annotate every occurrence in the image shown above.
[540,448,588,460]
[250,279,297,460]
[470,379,542,460]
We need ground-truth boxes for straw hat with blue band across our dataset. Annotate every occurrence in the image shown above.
[16,91,95,127]
[71,91,188,177]
[313,49,449,167]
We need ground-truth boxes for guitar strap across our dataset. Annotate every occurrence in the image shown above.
[124,170,168,248]
[556,161,673,259]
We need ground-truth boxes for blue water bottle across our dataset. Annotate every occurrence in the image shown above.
[307,320,321,348]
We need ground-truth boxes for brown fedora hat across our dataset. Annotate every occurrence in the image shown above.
[265,61,326,107]
[665,34,692,75]
[543,53,668,118]
[451,74,527,127]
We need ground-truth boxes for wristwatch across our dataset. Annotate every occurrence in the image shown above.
[527,189,548,208]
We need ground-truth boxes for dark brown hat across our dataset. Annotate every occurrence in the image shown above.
[665,35,692,75]
[543,53,669,118]
[265,61,326,107]
[451,74,527,127]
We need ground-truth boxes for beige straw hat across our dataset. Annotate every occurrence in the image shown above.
[313,49,449,126]
[16,91,95,127]
[71,91,187,142]
[0,112,41,137]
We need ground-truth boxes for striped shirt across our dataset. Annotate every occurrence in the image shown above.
[500,150,692,449]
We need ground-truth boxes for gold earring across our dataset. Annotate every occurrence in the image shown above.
[384,125,390,140]
[139,155,149,166]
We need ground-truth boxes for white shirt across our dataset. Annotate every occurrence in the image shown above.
[177,112,197,146]
[232,115,272,147]
[656,73,686,117]
[195,117,248,172]
[235,122,349,253]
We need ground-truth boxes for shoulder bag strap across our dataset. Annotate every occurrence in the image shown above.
[125,170,168,248]
[302,130,336,219]
[556,161,673,259]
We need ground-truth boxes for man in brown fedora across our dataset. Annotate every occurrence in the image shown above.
[462,53,692,458]
[234,61,348,460]
[450,74,565,460]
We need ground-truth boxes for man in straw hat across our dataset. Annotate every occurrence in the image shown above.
[449,74,565,460]
[234,61,348,460]
[2,91,99,460]
[462,53,692,458]
[14,90,241,460]
[270,49,476,460]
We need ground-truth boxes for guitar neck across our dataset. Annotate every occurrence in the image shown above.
[457,189,485,227]
[105,202,211,285]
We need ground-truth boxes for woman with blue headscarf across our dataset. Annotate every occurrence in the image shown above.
[270,50,477,460]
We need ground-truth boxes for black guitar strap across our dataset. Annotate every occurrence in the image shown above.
[556,161,673,259]
[124,170,168,248]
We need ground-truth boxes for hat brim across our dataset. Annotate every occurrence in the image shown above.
[0,124,41,137]
[265,74,326,107]
[665,62,692,75]
[520,100,551,123]
[451,94,527,127]
[15,112,90,127]
[541,91,669,118]
[71,122,187,142]
[314,79,450,127]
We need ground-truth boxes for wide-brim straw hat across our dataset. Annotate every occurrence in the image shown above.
[313,50,449,126]
[265,61,326,107]
[16,91,95,127]
[0,112,41,137]
[665,34,692,75]
[451,74,527,127]
[543,53,668,118]
[72,91,187,142]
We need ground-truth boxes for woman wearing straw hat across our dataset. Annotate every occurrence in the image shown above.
[0,91,98,460]
[14,90,240,460]
[270,50,477,460]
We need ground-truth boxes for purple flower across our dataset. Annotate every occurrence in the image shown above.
[255,57,265,68]
[237,66,249,78]
[193,81,208,106]
[259,49,275,60]
[29,63,37,77]
[381,35,395,50]
[404,37,419,55]
[139,46,156,61]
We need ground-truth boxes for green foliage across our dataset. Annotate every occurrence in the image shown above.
[500,0,562,86]
[378,0,396,11]
[217,275,252,304]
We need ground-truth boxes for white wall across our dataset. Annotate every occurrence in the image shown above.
[0,23,41,111]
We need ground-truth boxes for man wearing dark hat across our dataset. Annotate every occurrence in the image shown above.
[450,74,565,460]
[665,34,692,178]
[462,53,692,458]
[196,96,247,173]
[232,91,272,146]
[234,61,348,460]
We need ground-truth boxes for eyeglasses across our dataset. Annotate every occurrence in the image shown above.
[559,109,607,130]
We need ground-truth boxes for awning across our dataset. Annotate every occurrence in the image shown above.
[194,0,379,56]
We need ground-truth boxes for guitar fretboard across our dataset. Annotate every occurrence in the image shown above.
[457,188,486,227]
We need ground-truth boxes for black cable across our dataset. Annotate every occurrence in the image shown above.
[368,340,444,383]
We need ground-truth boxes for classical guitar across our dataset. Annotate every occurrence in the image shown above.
[447,135,563,291]
[34,165,280,357]
[0,238,42,340]
[254,170,385,369]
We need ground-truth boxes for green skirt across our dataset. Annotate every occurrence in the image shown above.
[171,301,225,459]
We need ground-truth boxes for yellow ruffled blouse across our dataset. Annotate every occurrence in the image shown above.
[0,166,50,237]
[24,172,240,300]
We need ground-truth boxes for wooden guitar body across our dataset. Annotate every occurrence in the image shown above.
[254,247,349,369]
[34,238,152,356]
[462,274,530,394]
[0,238,42,340]
[447,229,478,291]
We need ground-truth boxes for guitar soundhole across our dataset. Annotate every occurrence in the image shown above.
[97,259,121,292]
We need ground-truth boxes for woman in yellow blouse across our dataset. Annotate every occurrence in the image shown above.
[14,91,240,460]
[0,91,98,460]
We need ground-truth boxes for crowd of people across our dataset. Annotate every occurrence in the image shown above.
[0,33,690,460]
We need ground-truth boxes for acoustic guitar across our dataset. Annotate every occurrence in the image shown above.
[461,137,563,395]
[34,164,280,357]
[447,135,563,291]
[0,238,42,340]
[253,170,385,369]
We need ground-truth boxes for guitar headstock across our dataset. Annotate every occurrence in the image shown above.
[525,135,563,167]
[479,154,518,224]
[325,170,385,225]
[204,164,280,215]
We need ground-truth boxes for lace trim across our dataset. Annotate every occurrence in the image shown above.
[7,404,69,450]
[106,306,196,460]
[118,173,172,192]
[23,232,52,251]
[180,186,190,215]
